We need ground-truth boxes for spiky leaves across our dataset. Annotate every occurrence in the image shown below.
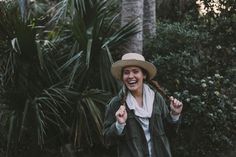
[0,0,140,155]
[0,1,69,156]
[48,0,139,151]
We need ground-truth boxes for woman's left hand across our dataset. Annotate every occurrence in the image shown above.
[170,96,183,115]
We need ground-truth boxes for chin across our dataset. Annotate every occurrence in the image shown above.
[127,87,138,92]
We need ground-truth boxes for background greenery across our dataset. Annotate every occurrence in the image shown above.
[0,0,235,157]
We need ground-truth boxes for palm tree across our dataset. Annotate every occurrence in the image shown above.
[121,0,144,54]
[143,0,156,38]
[0,1,70,156]
[0,0,139,156]
[121,0,157,55]
[50,0,138,152]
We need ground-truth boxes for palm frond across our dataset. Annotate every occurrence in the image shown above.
[99,48,119,92]
[0,1,71,152]
[57,51,82,74]
[37,40,63,84]
[70,89,111,147]
[7,111,16,155]
[102,19,140,48]
[0,1,18,42]
[18,100,29,141]
[74,0,86,17]
[47,0,72,25]
[34,102,46,145]
[0,0,140,154]
[72,13,87,49]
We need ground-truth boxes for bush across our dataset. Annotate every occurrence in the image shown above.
[146,21,236,157]
[172,74,236,157]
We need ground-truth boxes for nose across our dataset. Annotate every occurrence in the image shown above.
[128,72,134,78]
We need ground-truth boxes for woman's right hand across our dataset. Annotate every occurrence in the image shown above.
[115,105,127,124]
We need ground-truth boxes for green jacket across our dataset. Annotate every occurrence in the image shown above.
[103,89,181,157]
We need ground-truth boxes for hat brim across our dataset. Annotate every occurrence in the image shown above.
[111,60,157,80]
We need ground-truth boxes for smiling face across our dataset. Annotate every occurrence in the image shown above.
[122,66,146,96]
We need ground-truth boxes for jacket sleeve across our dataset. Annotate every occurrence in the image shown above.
[103,96,124,147]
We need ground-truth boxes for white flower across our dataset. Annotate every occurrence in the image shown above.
[201,79,206,83]
[214,91,220,96]
[209,80,214,84]
[222,95,228,99]
[214,74,221,78]
[217,109,222,113]
[208,113,214,117]
[186,98,190,102]
[201,83,207,88]
[216,45,222,49]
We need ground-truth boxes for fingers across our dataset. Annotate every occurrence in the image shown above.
[170,97,183,108]
[115,105,126,117]
[170,96,183,115]
[115,105,127,124]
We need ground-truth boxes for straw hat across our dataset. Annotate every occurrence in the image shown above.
[111,53,157,80]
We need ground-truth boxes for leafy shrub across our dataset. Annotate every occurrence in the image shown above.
[172,74,236,157]
[146,21,236,157]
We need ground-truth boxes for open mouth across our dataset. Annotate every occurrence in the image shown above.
[127,80,137,86]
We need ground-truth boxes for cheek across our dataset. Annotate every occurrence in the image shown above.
[139,78,144,85]
[122,75,126,82]
[123,79,129,85]
[122,73,129,80]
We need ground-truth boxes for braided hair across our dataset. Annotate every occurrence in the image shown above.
[148,79,170,101]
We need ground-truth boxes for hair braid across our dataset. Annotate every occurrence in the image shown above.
[148,80,170,101]
[120,86,127,106]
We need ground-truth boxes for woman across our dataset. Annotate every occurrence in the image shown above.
[103,53,183,157]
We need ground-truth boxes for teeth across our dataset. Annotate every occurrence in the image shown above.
[129,80,136,84]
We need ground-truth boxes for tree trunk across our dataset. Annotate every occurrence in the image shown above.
[18,0,28,21]
[121,0,144,54]
[143,0,156,38]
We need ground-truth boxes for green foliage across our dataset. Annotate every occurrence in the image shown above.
[0,0,138,156]
[173,75,235,157]
[47,0,139,152]
[146,20,236,157]
[0,1,57,156]
[149,1,236,155]
[0,0,235,157]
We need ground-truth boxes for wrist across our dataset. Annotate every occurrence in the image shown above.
[170,110,181,116]
[117,121,126,125]
[115,121,126,135]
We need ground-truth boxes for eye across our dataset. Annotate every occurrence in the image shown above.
[123,70,130,75]
[133,69,140,74]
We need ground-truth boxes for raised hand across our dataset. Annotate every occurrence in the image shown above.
[115,105,127,124]
[170,96,183,115]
